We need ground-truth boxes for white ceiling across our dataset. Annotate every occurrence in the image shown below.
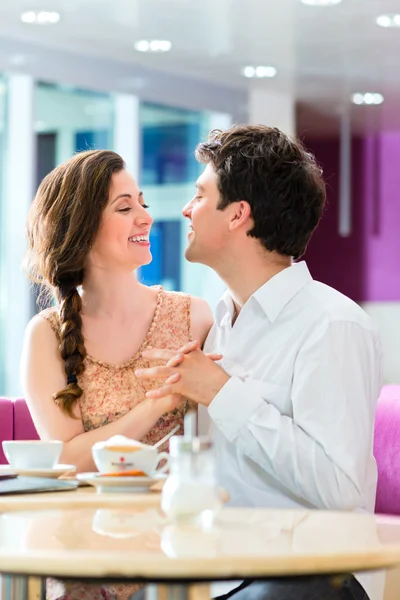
[0,0,399,133]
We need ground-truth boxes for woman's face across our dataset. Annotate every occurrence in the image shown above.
[89,169,153,272]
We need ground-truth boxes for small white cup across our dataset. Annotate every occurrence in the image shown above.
[2,440,63,469]
[92,442,169,476]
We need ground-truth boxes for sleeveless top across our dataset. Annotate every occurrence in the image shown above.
[40,287,194,449]
[42,287,193,600]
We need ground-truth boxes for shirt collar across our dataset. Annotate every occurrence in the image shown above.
[215,288,236,327]
[215,261,313,326]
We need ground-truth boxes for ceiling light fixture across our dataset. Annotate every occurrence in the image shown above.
[134,40,171,53]
[351,93,384,106]
[376,14,400,28]
[243,65,277,78]
[21,11,60,24]
[301,0,342,5]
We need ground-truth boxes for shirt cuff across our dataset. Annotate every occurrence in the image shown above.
[208,376,266,442]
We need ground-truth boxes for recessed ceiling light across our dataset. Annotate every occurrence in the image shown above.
[351,93,384,106]
[134,40,171,53]
[301,0,342,5]
[243,65,277,78]
[376,14,400,28]
[21,11,60,24]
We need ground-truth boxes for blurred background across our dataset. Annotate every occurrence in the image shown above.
[0,0,398,395]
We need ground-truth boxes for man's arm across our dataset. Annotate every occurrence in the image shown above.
[207,320,381,510]
[137,320,381,510]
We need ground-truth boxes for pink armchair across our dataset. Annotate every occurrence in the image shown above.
[1,390,400,517]
[13,398,39,441]
[0,398,13,464]
[0,398,39,464]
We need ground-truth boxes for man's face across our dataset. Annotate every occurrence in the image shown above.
[182,164,231,267]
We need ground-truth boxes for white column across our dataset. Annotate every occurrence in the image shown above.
[55,127,76,165]
[248,89,296,136]
[185,111,233,310]
[1,74,35,396]
[113,93,140,179]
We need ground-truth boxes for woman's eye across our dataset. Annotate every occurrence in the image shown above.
[118,207,131,213]
[142,204,150,209]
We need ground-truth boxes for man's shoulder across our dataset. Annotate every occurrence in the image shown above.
[302,280,377,333]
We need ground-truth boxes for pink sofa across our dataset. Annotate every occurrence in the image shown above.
[0,398,39,464]
[0,398,14,464]
[1,387,400,515]
[13,398,39,441]
[374,396,400,514]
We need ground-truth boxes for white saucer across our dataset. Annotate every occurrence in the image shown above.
[76,472,167,494]
[0,464,76,478]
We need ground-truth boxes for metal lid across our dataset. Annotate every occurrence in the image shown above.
[169,435,213,455]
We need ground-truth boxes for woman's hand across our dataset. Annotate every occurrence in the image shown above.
[142,341,223,413]
[146,340,223,370]
[138,343,228,407]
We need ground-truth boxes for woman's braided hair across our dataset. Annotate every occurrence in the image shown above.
[26,149,125,416]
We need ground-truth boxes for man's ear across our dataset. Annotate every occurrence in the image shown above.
[228,201,252,231]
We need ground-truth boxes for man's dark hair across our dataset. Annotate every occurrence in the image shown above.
[195,124,326,259]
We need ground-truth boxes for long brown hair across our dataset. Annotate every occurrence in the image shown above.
[26,150,125,416]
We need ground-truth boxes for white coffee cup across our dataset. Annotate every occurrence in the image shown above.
[2,440,63,469]
[92,436,169,476]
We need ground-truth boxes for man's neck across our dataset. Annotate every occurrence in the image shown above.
[217,250,292,316]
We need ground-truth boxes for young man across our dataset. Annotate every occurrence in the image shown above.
[136,125,383,600]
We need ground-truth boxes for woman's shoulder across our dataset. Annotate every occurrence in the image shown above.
[188,296,214,344]
[159,287,212,318]
[35,306,61,340]
[158,286,191,304]
[22,308,61,356]
[156,288,214,345]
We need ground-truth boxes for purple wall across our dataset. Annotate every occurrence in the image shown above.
[363,133,400,301]
[303,133,400,302]
[304,138,365,302]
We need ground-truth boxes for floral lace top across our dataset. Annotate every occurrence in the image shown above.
[40,286,194,450]
[40,286,193,600]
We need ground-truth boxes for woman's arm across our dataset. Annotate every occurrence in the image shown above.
[20,316,178,473]
[189,296,214,348]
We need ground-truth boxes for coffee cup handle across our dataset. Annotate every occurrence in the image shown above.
[154,452,170,474]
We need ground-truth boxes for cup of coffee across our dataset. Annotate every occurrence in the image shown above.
[92,435,169,476]
[2,440,63,469]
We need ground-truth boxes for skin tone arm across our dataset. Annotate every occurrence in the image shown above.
[135,297,223,402]
[188,296,214,346]
[136,346,229,406]
[20,316,182,473]
[20,296,216,474]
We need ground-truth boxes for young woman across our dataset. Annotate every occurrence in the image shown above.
[20,149,214,600]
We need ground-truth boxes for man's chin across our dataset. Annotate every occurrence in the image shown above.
[184,246,200,264]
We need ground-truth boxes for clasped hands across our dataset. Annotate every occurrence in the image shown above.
[135,341,230,407]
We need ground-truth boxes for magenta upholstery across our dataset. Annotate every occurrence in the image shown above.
[13,398,39,441]
[0,398,14,464]
[379,385,400,402]
[374,396,400,515]
[1,390,400,514]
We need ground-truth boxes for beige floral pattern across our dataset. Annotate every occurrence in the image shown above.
[41,286,192,600]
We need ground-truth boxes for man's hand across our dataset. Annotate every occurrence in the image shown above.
[136,343,229,406]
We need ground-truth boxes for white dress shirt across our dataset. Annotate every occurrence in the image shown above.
[199,261,384,600]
